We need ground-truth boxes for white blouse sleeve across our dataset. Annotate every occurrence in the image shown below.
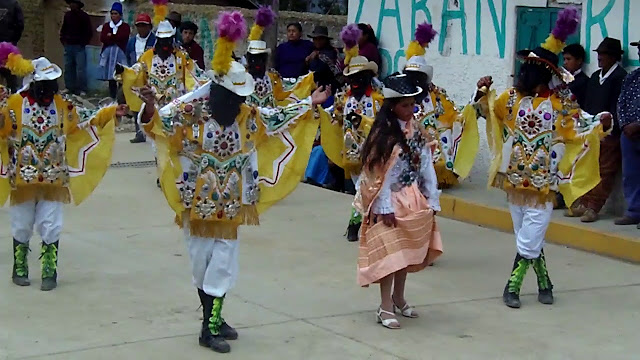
[370,159,396,215]
[419,146,442,212]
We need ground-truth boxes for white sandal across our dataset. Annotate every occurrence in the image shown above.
[376,307,401,329]
[393,301,419,318]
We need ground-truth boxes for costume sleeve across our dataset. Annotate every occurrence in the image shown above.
[183,54,208,91]
[370,161,395,215]
[254,96,313,140]
[0,89,13,139]
[120,61,148,113]
[419,145,442,212]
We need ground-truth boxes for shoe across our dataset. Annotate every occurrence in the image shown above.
[376,307,401,329]
[157,178,161,188]
[129,134,146,143]
[503,253,530,309]
[564,203,586,217]
[392,296,419,318]
[532,250,554,305]
[614,216,640,226]
[40,241,59,291]
[346,222,360,242]
[12,239,30,286]
[220,321,238,341]
[199,327,231,353]
[580,208,599,223]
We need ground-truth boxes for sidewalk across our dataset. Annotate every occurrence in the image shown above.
[2,134,640,359]
[440,179,640,263]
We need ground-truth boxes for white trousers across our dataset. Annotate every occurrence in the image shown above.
[11,200,64,244]
[184,228,239,297]
[509,202,553,259]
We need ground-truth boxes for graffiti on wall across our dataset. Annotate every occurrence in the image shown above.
[349,0,638,77]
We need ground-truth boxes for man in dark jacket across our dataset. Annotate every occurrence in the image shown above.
[562,43,589,108]
[567,37,628,223]
[60,0,93,96]
[0,0,24,92]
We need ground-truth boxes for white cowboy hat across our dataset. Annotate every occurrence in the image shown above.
[19,57,62,91]
[212,61,255,97]
[155,20,176,39]
[382,74,422,99]
[247,40,271,55]
[404,55,434,82]
[343,55,378,77]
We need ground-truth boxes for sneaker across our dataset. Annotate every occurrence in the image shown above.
[614,216,640,226]
[129,134,146,143]
[580,208,599,223]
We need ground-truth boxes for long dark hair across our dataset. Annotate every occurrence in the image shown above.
[358,23,379,47]
[361,98,409,172]
[515,62,552,96]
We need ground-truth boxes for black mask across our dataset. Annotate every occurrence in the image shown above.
[208,84,246,128]
[348,71,374,99]
[403,71,430,103]
[516,63,552,96]
[246,53,268,79]
[29,80,59,107]
[154,37,174,60]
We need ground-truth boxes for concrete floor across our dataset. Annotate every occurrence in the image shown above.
[1,135,640,360]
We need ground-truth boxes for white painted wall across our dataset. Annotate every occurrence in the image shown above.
[348,0,639,184]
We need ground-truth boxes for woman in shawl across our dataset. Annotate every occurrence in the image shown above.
[354,74,443,329]
[99,2,130,99]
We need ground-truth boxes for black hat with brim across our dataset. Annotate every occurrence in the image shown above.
[66,0,84,8]
[308,26,333,40]
[517,47,563,79]
[631,41,640,47]
[594,37,624,54]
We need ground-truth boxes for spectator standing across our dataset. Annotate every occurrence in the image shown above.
[357,23,381,68]
[60,0,93,96]
[307,26,341,96]
[99,2,130,99]
[126,13,155,66]
[567,37,627,223]
[614,40,640,228]
[165,11,182,45]
[180,21,205,70]
[562,43,589,108]
[0,0,23,92]
[275,22,314,79]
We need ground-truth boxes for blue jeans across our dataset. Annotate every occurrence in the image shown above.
[63,45,87,93]
[621,133,640,219]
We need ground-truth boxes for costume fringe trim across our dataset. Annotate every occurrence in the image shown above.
[11,186,71,206]
[178,205,260,240]
[492,173,556,208]
[434,165,459,187]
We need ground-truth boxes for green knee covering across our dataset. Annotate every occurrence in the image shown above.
[349,207,362,225]
[532,252,552,291]
[208,296,224,335]
[508,257,530,295]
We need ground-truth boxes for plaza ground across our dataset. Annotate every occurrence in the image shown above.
[1,134,639,360]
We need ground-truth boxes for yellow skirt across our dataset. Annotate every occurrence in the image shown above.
[357,184,443,287]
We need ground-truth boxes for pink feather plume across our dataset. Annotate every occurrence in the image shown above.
[255,6,276,28]
[150,0,168,5]
[414,22,437,47]
[0,42,20,66]
[216,11,247,42]
[340,24,361,49]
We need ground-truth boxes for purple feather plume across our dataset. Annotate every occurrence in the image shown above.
[150,0,168,5]
[552,6,580,42]
[0,42,19,65]
[415,22,437,46]
[255,6,276,28]
[341,24,361,49]
[216,11,247,42]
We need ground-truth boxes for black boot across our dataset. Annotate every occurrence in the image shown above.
[532,250,554,305]
[198,291,231,353]
[12,239,30,286]
[503,253,530,309]
[40,241,58,291]
[198,289,238,340]
[346,222,361,242]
